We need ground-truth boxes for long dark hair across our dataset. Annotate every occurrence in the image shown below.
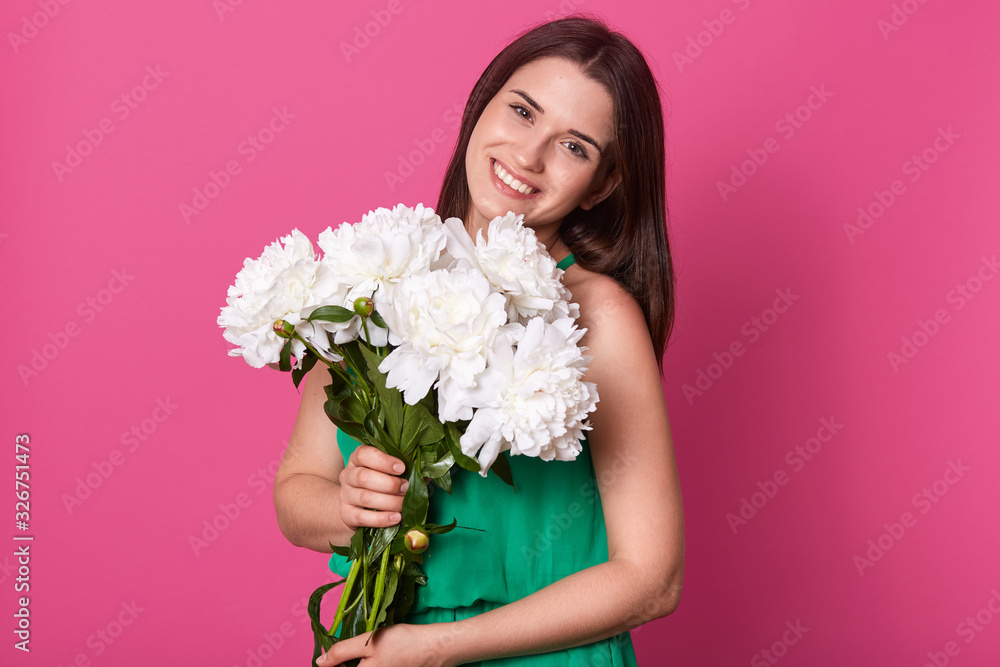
[437,16,675,365]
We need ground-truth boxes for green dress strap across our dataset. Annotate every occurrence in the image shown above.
[556,253,576,270]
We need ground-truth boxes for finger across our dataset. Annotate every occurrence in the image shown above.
[352,445,406,477]
[316,635,369,666]
[342,460,409,496]
[340,478,407,512]
[343,505,402,530]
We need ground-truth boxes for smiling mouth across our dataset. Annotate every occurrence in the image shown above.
[492,159,538,195]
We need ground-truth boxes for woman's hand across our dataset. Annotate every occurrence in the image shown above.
[316,623,459,667]
[338,445,408,531]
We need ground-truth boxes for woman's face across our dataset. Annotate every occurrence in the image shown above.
[464,56,620,238]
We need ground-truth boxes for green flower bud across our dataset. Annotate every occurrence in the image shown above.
[353,297,375,318]
[272,319,295,338]
[404,527,429,554]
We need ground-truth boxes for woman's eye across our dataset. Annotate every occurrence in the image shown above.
[565,142,589,159]
[510,104,532,121]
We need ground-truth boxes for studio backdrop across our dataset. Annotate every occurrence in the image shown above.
[2,0,998,665]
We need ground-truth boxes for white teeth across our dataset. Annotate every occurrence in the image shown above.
[493,160,534,194]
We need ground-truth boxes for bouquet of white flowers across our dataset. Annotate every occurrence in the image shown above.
[218,204,598,665]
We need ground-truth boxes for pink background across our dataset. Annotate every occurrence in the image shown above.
[3,0,999,665]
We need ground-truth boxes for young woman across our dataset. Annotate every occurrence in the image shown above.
[274,16,684,666]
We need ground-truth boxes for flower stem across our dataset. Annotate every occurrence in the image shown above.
[329,555,362,638]
[361,316,372,348]
[293,332,377,406]
[366,546,391,632]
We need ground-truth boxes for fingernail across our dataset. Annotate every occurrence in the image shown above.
[390,512,401,523]
[393,462,405,473]
[400,481,409,493]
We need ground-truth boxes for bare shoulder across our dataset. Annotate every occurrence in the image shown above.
[563,266,651,356]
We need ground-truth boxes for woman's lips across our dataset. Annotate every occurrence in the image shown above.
[491,158,541,198]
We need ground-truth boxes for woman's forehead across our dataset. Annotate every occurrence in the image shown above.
[501,57,615,141]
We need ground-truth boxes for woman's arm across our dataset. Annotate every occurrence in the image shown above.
[316,278,684,666]
[273,363,408,552]
[445,278,685,663]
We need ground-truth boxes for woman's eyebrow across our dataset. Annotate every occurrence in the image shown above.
[511,88,544,112]
[509,89,603,154]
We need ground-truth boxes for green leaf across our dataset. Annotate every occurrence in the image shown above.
[325,366,353,402]
[343,601,368,644]
[364,410,406,462]
[292,352,318,389]
[368,524,399,563]
[421,451,454,479]
[359,344,404,443]
[424,518,458,534]
[339,341,371,389]
[308,305,356,323]
[394,570,417,619]
[400,402,445,457]
[323,401,368,443]
[489,451,516,489]
[444,422,481,473]
[402,560,428,585]
[329,541,351,558]
[369,309,388,330]
[431,469,452,494]
[339,395,369,424]
[308,580,340,657]
[349,527,365,560]
[278,338,293,372]
[401,465,429,528]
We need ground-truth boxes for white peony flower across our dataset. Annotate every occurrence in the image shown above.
[459,317,599,476]
[317,203,447,346]
[218,229,345,368]
[441,212,579,324]
[377,268,510,422]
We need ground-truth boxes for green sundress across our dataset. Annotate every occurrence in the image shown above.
[327,433,638,666]
[328,252,637,665]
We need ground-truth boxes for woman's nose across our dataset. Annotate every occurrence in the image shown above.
[511,135,546,173]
